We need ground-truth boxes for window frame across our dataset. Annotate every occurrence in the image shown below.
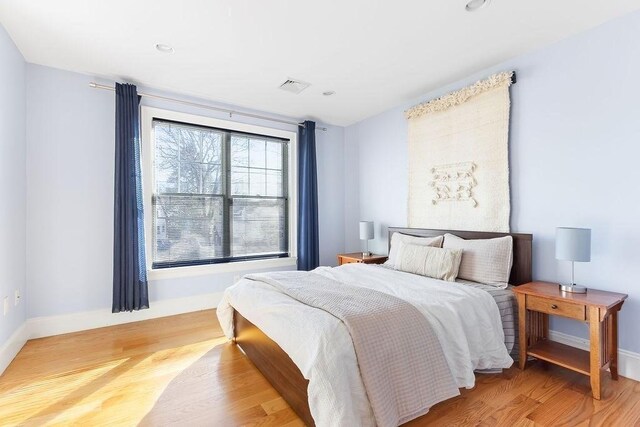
[141,107,298,279]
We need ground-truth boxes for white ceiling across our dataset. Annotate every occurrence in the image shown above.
[1,0,639,126]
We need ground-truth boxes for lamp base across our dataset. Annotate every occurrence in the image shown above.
[362,251,371,257]
[559,283,587,294]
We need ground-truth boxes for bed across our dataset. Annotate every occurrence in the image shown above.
[218,227,533,426]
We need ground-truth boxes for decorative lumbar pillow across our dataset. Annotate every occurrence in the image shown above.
[396,244,463,282]
[442,233,513,288]
[386,233,444,269]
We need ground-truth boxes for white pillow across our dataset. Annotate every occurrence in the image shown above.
[397,244,463,282]
[442,233,513,288]
[385,233,443,269]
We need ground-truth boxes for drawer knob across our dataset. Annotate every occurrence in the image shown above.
[551,304,558,309]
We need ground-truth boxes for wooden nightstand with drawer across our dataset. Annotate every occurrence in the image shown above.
[337,253,388,266]
[514,281,627,399]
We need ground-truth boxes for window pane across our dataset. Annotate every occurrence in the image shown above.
[179,161,223,194]
[153,195,224,263]
[154,127,179,193]
[231,167,249,195]
[231,135,248,167]
[232,198,286,256]
[266,170,282,197]
[249,169,266,196]
[153,121,222,195]
[249,139,266,168]
[266,141,282,170]
[155,163,178,193]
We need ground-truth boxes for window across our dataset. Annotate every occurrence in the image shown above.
[148,117,291,269]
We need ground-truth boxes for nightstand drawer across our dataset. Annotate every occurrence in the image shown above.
[526,295,585,321]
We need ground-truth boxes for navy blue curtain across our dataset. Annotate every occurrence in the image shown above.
[297,121,319,271]
[112,83,149,312]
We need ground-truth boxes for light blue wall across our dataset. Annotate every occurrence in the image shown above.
[317,124,346,266]
[344,10,640,353]
[25,64,346,318]
[0,25,26,345]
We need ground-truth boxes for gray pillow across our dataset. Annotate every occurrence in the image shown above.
[442,233,513,288]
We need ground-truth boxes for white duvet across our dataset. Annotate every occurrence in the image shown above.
[217,263,513,427]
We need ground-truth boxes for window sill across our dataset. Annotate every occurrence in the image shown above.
[147,256,298,281]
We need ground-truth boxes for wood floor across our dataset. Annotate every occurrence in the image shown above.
[0,310,638,426]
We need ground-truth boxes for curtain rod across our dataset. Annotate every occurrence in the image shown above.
[88,82,328,131]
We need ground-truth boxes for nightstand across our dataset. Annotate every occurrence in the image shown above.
[514,281,627,399]
[337,253,387,266]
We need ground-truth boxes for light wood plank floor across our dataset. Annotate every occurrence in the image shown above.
[0,310,638,426]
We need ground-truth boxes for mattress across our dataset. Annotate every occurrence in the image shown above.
[460,282,518,357]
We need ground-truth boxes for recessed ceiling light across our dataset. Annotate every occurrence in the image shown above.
[322,91,335,96]
[155,43,174,54]
[465,0,490,12]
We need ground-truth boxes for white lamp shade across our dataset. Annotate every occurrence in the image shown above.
[359,221,374,240]
[556,227,591,262]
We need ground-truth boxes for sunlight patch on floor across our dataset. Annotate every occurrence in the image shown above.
[1,336,229,426]
[0,358,129,425]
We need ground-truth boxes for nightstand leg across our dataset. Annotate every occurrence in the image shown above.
[589,306,603,400]
[610,311,619,380]
[517,293,527,370]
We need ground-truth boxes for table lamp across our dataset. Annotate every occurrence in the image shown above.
[555,227,591,293]
[359,221,374,257]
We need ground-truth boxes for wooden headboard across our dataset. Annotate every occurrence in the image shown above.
[388,227,533,286]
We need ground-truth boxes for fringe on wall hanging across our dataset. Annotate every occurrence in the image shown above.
[405,71,514,119]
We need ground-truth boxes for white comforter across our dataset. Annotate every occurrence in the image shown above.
[217,264,513,427]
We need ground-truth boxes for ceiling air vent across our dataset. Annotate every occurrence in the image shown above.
[279,78,310,94]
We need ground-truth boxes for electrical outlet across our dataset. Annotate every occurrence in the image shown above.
[3,297,8,316]
[14,289,20,306]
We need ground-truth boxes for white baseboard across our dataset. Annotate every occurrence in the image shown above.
[27,292,224,339]
[0,323,29,375]
[549,329,640,382]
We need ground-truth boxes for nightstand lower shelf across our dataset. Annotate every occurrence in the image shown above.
[527,340,590,376]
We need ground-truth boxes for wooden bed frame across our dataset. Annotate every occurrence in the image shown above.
[233,227,533,426]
